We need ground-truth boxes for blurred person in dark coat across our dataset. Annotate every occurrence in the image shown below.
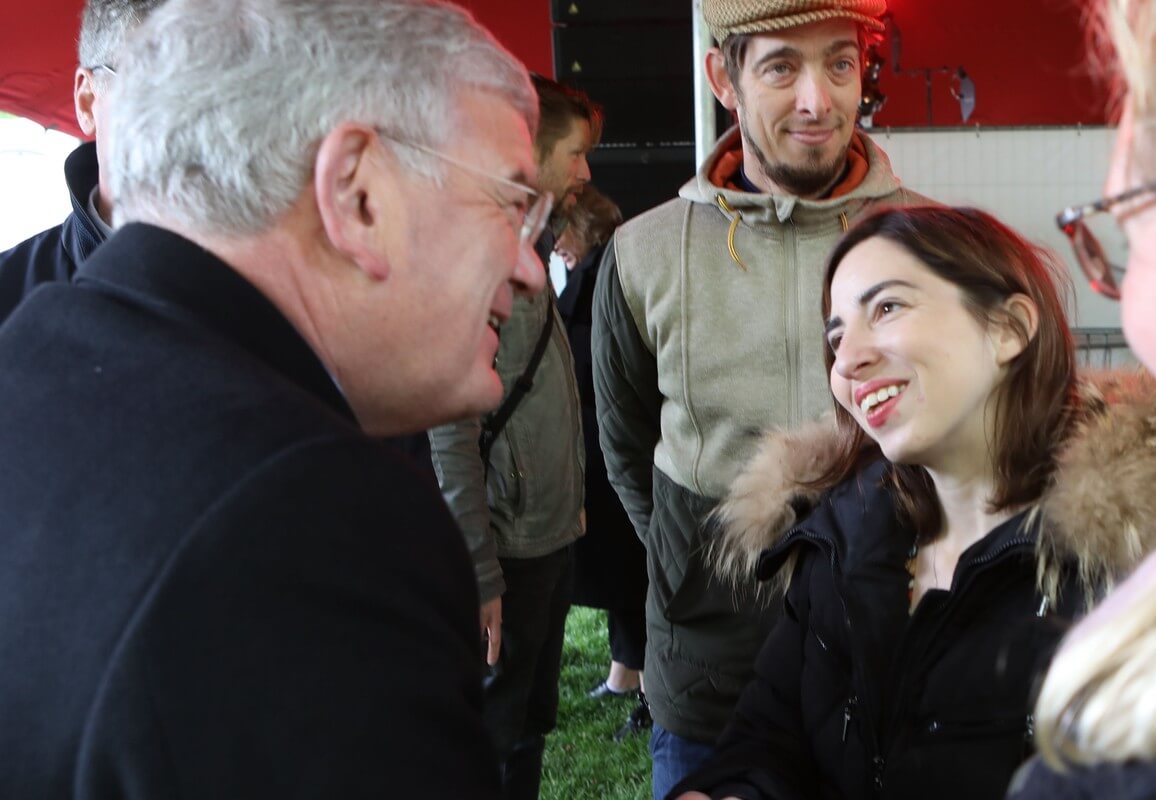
[0,0,166,322]
[556,187,651,739]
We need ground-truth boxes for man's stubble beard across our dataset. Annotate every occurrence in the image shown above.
[740,113,852,198]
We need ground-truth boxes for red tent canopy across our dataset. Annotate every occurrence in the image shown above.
[1,0,86,137]
[0,1,547,142]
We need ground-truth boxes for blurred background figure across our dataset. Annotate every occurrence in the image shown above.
[554,186,651,741]
[0,0,165,323]
[1007,0,1156,796]
[428,73,598,800]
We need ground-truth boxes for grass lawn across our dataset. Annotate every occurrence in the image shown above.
[541,606,651,800]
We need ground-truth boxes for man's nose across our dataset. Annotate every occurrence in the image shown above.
[796,68,833,119]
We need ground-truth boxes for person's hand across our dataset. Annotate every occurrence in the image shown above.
[480,596,502,666]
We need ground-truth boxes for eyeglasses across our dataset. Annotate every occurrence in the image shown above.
[86,64,117,76]
[1056,182,1156,300]
[382,136,552,249]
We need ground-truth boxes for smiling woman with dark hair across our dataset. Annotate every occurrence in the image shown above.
[669,205,1156,800]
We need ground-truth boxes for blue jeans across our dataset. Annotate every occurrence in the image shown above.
[650,723,716,800]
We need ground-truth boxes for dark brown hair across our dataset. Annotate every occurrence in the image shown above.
[530,74,603,161]
[810,206,1081,540]
[561,184,622,252]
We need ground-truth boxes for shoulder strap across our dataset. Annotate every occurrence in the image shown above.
[478,300,556,466]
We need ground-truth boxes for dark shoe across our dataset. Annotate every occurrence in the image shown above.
[587,680,635,700]
[613,694,653,742]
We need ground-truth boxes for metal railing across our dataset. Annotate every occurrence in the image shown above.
[1072,327,1135,369]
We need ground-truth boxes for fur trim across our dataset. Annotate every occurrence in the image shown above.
[707,414,840,597]
[1039,369,1156,607]
[711,369,1156,607]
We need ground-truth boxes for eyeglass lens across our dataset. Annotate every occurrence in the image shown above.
[520,191,553,247]
[1070,220,1122,300]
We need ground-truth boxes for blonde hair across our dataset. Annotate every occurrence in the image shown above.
[1033,3,1156,767]
[1095,0,1156,168]
[1035,553,1156,766]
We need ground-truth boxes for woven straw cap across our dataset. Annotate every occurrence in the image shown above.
[701,0,886,42]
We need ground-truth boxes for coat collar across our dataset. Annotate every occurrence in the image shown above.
[60,141,106,271]
[678,125,905,225]
[709,370,1156,606]
[75,223,354,423]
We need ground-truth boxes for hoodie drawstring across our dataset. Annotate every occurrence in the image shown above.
[716,195,749,272]
[839,212,849,232]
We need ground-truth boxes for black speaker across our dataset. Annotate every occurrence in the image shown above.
[554,22,694,147]
[587,146,696,222]
[551,3,711,219]
[551,0,687,23]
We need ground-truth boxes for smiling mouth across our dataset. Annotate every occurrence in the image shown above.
[859,382,907,416]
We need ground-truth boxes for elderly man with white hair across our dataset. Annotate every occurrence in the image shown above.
[0,0,549,797]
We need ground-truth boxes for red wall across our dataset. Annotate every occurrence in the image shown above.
[456,0,555,77]
[464,0,1110,128]
[874,0,1107,127]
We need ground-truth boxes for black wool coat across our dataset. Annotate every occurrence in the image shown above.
[673,460,1082,800]
[557,243,646,612]
[0,224,499,799]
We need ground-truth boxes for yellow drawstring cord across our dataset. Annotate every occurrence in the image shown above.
[716,195,749,272]
[839,211,849,232]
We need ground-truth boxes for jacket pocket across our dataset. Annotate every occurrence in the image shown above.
[485,429,525,523]
[917,714,1033,744]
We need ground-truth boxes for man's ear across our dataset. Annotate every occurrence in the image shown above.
[314,122,391,280]
[993,293,1040,365]
[74,68,98,138]
[705,47,739,111]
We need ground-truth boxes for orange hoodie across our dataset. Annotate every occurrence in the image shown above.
[707,132,871,199]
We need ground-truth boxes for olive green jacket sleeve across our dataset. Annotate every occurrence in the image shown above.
[591,237,662,543]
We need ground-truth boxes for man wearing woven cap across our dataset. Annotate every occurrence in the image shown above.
[591,1,930,797]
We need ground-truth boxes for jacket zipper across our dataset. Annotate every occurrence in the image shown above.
[785,222,799,427]
[783,527,887,793]
[842,695,858,743]
[879,535,1037,781]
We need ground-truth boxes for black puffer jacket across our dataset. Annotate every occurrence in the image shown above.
[672,373,1156,800]
[1008,756,1156,799]
[676,459,1078,800]
[0,142,104,323]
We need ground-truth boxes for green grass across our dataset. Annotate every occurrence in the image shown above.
[541,606,651,800]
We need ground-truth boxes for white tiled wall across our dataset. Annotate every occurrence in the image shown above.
[873,126,1124,331]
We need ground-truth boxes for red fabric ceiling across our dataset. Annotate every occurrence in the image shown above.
[0,0,1106,137]
[0,1,547,141]
[1,0,87,137]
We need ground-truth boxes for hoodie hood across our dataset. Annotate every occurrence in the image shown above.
[709,369,1156,607]
[679,125,906,226]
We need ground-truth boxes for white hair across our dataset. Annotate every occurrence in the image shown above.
[77,0,167,91]
[1035,551,1156,767]
[107,0,537,234]
[78,0,166,66]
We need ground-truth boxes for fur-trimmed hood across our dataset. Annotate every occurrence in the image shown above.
[710,370,1156,606]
